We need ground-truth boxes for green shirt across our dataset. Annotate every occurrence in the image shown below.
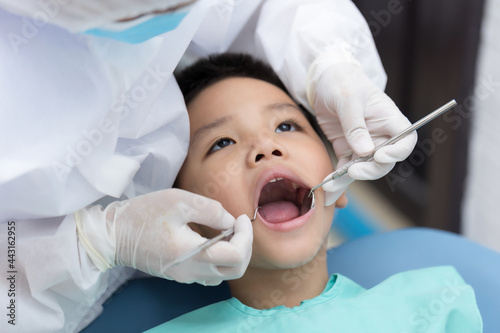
[146,266,482,332]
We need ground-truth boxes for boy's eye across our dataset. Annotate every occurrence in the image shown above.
[209,138,235,153]
[275,122,298,133]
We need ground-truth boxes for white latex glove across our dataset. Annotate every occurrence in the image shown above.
[307,51,417,206]
[75,188,253,286]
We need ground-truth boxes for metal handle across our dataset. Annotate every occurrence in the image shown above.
[162,228,234,270]
[310,99,457,193]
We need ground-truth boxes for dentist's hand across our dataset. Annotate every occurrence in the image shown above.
[307,57,417,206]
[75,189,253,286]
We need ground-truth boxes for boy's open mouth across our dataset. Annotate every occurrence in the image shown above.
[257,177,311,223]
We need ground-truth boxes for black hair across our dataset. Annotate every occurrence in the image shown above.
[176,53,288,105]
[175,53,336,161]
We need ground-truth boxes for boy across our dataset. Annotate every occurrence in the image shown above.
[147,53,481,332]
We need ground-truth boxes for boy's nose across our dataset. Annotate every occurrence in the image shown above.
[248,136,288,166]
[255,149,282,162]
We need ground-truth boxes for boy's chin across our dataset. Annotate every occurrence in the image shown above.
[250,245,326,272]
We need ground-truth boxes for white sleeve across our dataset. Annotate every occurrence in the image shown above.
[0,9,190,220]
[229,0,387,110]
[0,216,135,332]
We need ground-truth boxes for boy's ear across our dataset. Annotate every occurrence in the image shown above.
[335,192,348,208]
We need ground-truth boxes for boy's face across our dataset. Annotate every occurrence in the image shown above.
[177,77,339,270]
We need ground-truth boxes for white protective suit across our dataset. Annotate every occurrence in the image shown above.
[0,0,386,332]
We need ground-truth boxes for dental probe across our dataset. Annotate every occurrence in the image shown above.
[162,207,263,270]
[162,227,235,270]
[308,99,457,196]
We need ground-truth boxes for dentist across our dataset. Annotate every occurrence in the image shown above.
[0,0,416,332]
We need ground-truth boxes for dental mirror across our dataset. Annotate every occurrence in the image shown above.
[251,206,263,221]
[300,190,315,215]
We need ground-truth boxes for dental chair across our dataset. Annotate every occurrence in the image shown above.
[83,227,500,333]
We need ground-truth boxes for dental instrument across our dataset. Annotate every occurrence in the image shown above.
[307,99,457,200]
[162,227,235,270]
[300,189,316,216]
[162,207,263,270]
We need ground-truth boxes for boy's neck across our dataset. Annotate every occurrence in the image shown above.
[227,248,330,309]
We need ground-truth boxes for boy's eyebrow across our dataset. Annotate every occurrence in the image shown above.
[265,102,302,113]
[192,115,233,144]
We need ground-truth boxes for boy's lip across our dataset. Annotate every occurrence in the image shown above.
[253,166,315,231]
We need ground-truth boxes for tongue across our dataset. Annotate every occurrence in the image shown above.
[260,201,300,223]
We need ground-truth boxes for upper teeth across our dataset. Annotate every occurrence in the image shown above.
[267,178,300,189]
